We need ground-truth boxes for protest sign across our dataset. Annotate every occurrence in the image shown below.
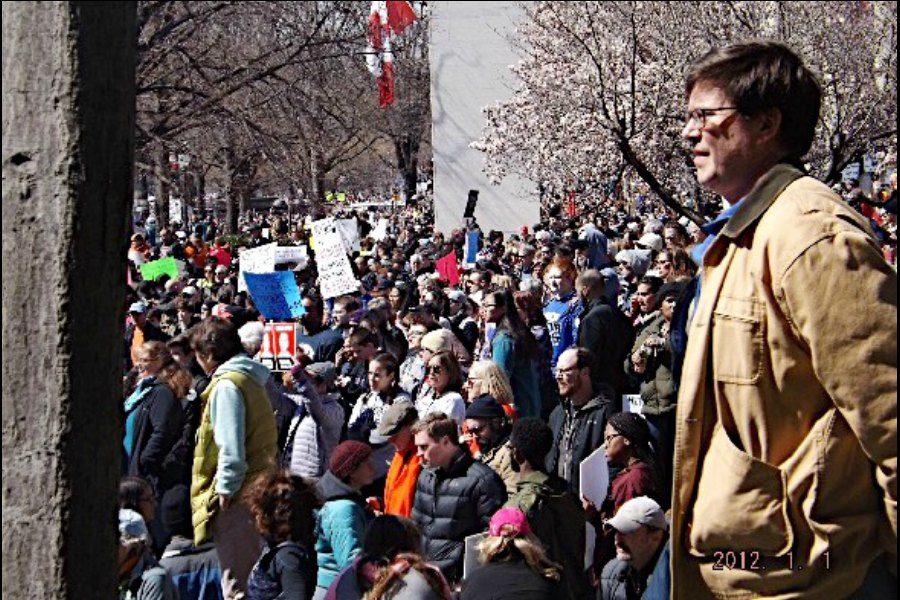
[140,256,179,281]
[336,218,361,253]
[244,271,306,321]
[238,242,277,292]
[435,250,460,285]
[624,394,644,416]
[274,245,308,264]
[256,322,299,372]
[371,219,389,242]
[311,218,361,299]
[463,532,488,581]
[580,445,609,508]
[463,230,479,268]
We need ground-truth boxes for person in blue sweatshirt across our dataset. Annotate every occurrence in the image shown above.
[542,258,582,370]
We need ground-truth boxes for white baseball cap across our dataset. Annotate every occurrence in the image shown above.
[604,496,668,533]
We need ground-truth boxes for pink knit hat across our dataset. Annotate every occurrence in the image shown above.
[489,507,532,538]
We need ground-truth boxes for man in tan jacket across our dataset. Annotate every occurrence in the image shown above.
[672,41,897,599]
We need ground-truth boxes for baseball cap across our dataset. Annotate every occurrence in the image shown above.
[636,233,663,252]
[604,496,668,534]
[305,362,336,387]
[128,301,147,314]
[376,401,418,438]
[445,289,466,303]
[489,507,532,538]
[215,265,228,274]
[119,508,150,542]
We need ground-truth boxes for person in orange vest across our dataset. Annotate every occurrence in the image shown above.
[375,401,421,518]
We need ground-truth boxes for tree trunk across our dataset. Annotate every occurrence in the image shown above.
[223,145,238,233]
[155,145,171,226]
[2,3,135,598]
[617,138,705,226]
[309,145,324,203]
[196,168,206,218]
[395,135,420,201]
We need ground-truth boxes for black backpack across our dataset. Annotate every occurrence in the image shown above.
[246,541,309,600]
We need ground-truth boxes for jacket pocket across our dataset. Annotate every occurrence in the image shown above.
[688,425,794,557]
[711,295,763,384]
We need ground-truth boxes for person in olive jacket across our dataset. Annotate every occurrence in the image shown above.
[410,413,507,586]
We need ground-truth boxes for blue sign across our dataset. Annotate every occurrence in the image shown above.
[244,272,307,321]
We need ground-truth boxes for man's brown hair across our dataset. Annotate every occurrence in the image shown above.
[686,40,822,160]
[411,412,459,446]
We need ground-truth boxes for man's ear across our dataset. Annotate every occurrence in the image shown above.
[755,107,783,145]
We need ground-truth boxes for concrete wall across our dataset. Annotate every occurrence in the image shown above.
[429,0,540,235]
[2,3,136,597]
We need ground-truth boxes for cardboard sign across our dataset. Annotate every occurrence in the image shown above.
[274,245,308,265]
[579,445,609,508]
[238,242,277,292]
[256,322,299,372]
[310,218,360,299]
[139,256,179,281]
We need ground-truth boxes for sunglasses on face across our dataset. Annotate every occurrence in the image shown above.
[426,365,444,375]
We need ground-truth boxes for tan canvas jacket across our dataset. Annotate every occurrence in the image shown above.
[671,164,897,599]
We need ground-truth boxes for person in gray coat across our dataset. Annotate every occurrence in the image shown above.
[281,362,345,480]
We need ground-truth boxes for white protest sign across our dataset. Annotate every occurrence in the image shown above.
[624,393,644,416]
[463,532,488,580]
[370,219,389,242]
[238,242,276,292]
[310,218,360,299]
[580,445,609,508]
[842,163,861,182]
[336,218,360,253]
[274,245,308,264]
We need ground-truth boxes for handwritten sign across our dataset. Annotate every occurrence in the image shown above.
[435,250,460,285]
[140,256,180,281]
[244,271,307,321]
[337,218,360,253]
[311,218,360,299]
[624,394,644,416]
[238,242,277,292]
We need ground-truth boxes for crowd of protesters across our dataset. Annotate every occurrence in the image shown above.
[119,116,897,600]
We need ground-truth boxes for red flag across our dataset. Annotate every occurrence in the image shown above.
[378,53,395,107]
[386,1,417,35]
[435,251,460,285]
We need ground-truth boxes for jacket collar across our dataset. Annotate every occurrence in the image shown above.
[719,163,805,239]
[442,448,474,478]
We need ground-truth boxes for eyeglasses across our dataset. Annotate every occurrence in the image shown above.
[467,425,484,435]
[426,365,444,375]
[556,365,582,375]
[684,106,740,129]
[605,433,623,445]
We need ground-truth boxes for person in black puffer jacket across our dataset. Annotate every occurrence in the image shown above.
[410,413,507,586]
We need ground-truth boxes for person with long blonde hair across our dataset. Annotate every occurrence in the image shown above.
[124,340,193,552]
[461,508,561,599]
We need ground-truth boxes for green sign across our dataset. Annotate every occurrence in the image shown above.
[140,257,179,281]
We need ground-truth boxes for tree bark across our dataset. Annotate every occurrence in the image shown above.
[395,135,420,201]
[2,2,136,598]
